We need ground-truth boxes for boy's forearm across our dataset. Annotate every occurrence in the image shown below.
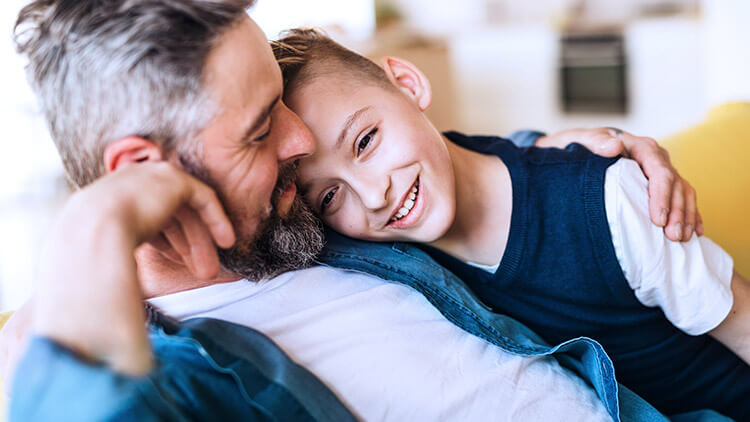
[709,271,750,364]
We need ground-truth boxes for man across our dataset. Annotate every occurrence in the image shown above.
[3,0,714,420]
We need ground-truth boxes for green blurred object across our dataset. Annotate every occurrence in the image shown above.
[374,1,402,29]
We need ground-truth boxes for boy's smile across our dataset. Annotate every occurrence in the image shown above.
[387,177,423,228]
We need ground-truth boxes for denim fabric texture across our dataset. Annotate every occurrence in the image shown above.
[11,314,355,422]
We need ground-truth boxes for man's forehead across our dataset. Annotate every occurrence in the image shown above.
[202,16,281,129]
[204,17,278,91]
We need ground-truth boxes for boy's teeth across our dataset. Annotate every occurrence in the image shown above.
[391,181,420,222]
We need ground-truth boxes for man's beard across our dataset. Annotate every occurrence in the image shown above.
[181,156,324,281]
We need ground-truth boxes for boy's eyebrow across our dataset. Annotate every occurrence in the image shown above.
[337,106,372,150]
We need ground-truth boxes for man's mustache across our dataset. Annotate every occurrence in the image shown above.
[270,161,298,211]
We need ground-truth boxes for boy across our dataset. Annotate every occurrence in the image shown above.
[273,29,750,419]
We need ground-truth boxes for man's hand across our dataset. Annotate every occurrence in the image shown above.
[536,128,702,242]
[31,162,234,378]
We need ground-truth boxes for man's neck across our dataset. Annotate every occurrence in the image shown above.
[135,244,243,299]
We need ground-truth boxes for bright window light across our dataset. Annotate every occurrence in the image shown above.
[250,0,375,40]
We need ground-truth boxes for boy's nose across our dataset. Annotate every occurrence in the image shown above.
[277,103,315,165]
[353,176,390,211]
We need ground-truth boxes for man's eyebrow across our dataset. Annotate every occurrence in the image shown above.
[241,94,281,142]
[336,106,372,150]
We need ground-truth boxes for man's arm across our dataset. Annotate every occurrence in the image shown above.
[515,127,701,242]
[710,271,750,364]
[29,162,234,376]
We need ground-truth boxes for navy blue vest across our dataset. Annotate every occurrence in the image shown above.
[423,131,749,419]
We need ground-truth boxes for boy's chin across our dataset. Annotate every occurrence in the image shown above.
[387,223,452,244]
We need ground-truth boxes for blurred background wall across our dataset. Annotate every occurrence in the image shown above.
[0,0,747,310]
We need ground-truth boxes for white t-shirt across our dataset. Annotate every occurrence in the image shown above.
[605,159,734,335]
[149,266,610,421]
[468,158,735,336]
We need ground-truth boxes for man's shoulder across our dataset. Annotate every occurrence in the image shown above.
[146,312,357,420]
[320,230,447,278]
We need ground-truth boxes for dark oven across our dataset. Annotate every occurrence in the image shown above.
[559,31,628,114]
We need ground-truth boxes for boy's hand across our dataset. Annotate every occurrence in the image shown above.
[536,127,701,242]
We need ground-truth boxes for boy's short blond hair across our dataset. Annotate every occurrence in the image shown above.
[271,28,394,94]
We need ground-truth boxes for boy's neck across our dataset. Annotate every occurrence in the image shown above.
[428,137,513,266]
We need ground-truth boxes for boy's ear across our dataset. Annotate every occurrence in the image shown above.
[381,56,432,111]
[103,136,165,174]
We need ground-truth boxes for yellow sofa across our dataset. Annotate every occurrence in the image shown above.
[660,102,750,275]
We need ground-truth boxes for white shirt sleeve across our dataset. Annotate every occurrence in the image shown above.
[604,159,735,335]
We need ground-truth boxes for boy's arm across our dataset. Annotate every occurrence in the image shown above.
[709,271,750,364]
[607,159,736,340]
[515,127,701,242]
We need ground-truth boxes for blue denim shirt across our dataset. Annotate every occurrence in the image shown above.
[10,131,730,421]
[12,311,356,421]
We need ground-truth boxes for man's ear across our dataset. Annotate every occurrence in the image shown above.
[103,136,164,174]
[381,56,432,111]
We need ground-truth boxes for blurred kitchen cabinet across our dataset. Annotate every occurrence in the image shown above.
[446,17,706,138]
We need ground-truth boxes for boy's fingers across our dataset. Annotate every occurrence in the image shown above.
[174,207,221,280]
[696,210,705,236]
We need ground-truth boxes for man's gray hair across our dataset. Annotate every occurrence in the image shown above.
[14,0,256,187]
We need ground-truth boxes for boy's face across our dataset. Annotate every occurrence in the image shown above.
[290,69,457,243]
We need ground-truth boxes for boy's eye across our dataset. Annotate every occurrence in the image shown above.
[320,186,339,212]
[356,128,378,156]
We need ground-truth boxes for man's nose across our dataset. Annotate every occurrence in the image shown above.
[276,102,315,165]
